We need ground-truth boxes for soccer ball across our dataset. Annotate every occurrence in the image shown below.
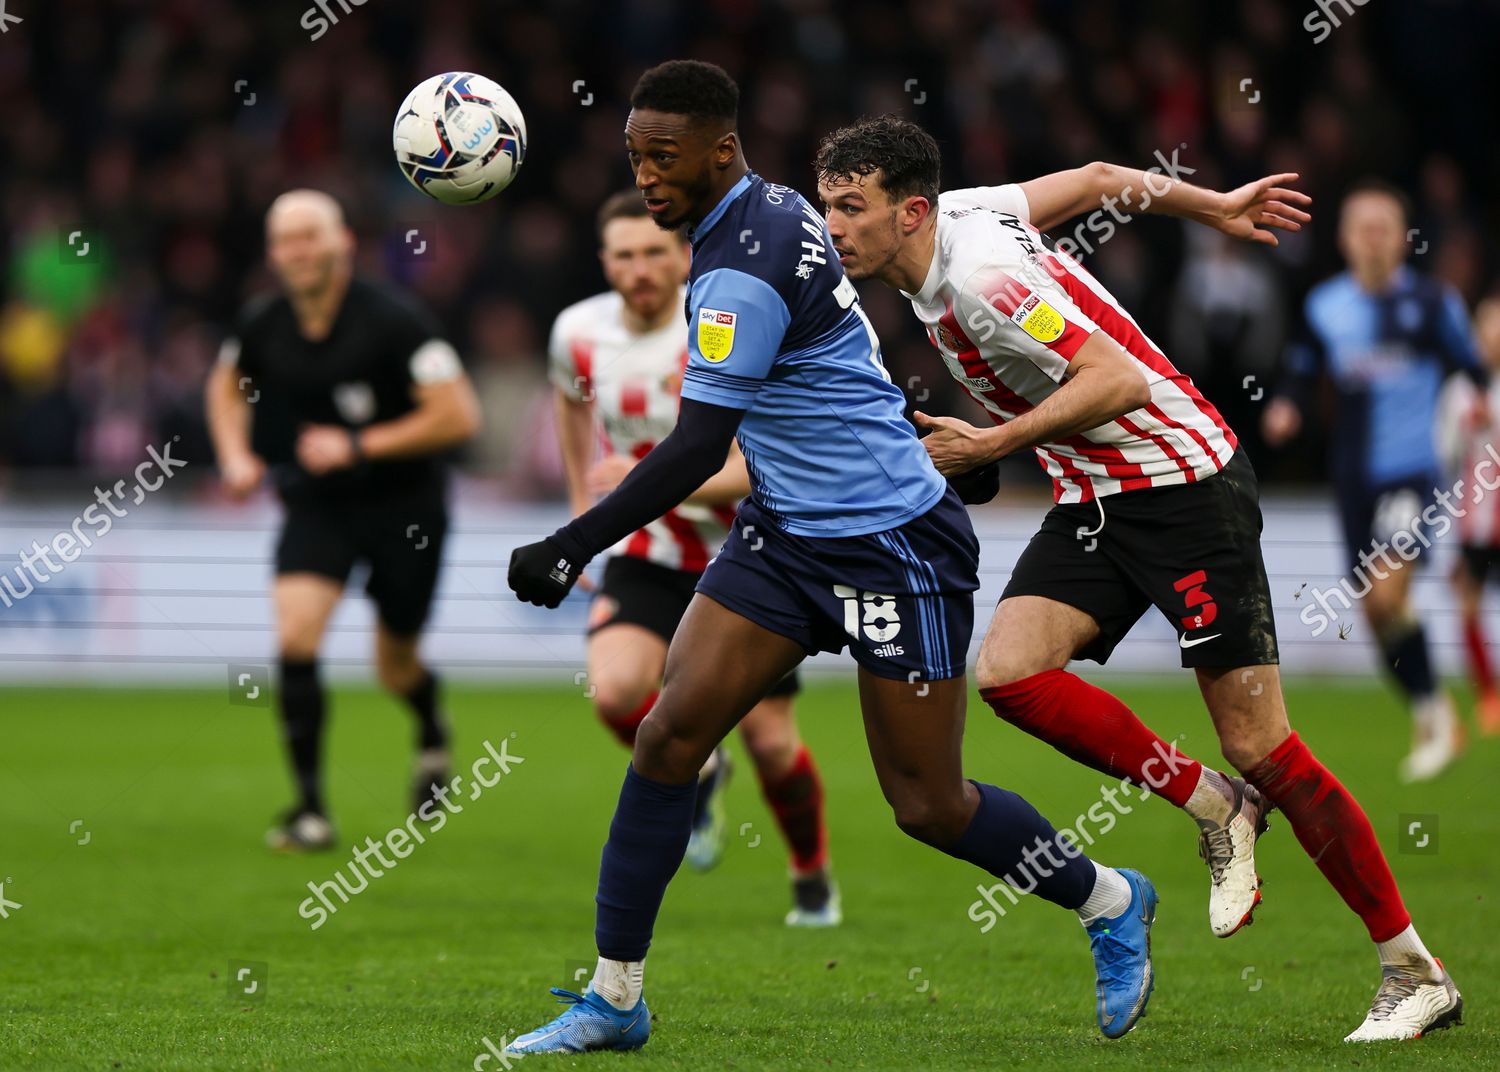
[393,72,527,204]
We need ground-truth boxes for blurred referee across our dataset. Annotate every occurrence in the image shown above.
[205,190,481,851]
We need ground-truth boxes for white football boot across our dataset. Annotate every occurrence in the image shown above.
[1345,959,1463,1042]
[1399,695,1463,783]
[1196,776,1269,937]
[266,808,336,852]
[785,870,842,928]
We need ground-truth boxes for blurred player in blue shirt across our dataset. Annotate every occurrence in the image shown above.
[1264,180,1487,781]
[505,61,1159,1053]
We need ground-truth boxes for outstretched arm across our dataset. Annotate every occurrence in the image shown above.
[509,398,745,606]
[585,439,753,507]
[1019,164,1311,246]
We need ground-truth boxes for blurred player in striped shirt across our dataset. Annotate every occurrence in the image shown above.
[1435,295,1500,736]
[549,190,838,926]
[818,116,1461,1042]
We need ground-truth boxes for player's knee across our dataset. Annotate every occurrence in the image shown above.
[889,791,970,848]
[743,731,796,774]
[738,703,797,771]
[1217,730,1273,774]
[591,677,656,728]
[632,706,711,782]
[974,647,1044,692]
[376,655,423,695]
[1361,584,1405,629]
[278,632,321,662]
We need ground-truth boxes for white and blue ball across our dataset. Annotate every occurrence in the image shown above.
[393,72,527,204]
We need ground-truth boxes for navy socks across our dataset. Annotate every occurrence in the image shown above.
[595,765,698,962]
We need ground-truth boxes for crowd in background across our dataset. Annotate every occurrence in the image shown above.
[2,0,1497,497]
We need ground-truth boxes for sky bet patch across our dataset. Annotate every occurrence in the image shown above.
[697,308,737,362]
[1011,293,1064,343]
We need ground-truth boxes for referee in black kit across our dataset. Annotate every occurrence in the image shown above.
[206,190,481,851]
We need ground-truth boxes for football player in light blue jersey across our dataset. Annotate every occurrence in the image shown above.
[1265,180,1487,782]
[505,60,1158,1054]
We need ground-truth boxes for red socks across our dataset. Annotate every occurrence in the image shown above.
[756,744,828,874]
[980,670,1202,807]
[983,672,1412,942]
[1246,731,1411,942]
[600,691,657,748]
[1463,615,1495,697]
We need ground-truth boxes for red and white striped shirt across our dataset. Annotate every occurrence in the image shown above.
[548,288,734,572]
[1436,373,1500,548]
[902,185,1238,503]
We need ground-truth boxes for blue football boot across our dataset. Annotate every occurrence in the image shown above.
[504,987,650,1054]
[1086,868,1158,1038]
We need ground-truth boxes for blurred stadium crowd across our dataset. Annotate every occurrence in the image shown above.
[2,0,1497,495]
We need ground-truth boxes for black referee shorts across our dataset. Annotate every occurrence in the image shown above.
[275,487,448,636]
[1000,449,1279,669]
[590,555,801,698]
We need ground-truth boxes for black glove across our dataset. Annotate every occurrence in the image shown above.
[947,460,1001,505]
[508,536,584,608]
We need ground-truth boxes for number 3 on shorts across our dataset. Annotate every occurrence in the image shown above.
[834,585,902,643]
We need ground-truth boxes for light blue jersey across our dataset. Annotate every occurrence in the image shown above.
[1289,266,1483,486]
[680,171,947,537]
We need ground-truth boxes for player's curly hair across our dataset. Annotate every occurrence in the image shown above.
[815,115,941,207]
[630,60,738,129]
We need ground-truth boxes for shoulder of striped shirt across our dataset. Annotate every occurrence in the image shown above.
[948,229,1041,293]
[554,289,624,336]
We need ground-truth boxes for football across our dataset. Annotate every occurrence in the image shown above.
[392,71,527,204]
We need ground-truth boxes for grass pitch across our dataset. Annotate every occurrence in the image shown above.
[2,678,1494,1070]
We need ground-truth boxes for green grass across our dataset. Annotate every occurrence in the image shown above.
[0,679,1494,1070]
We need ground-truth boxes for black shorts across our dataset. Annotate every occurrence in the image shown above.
[1459,544,1500,585]
[698,488,979,683]
[1336,473,1439,576]
[1001,449,1279,669]
[275,488,447,636]
[589,555,800,698]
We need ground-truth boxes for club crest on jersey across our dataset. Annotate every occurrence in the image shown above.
[697,308,737,362]
[333,382,376,424]
[1011,293,1065,344]
[936,324,962,352]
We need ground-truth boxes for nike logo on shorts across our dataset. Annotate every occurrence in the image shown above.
[1179,633,1222,649]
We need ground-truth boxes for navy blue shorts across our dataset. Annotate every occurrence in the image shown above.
[696,488,980,682]
[1336,473,1439,575]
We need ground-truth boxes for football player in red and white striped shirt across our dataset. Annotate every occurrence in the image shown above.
[816,116,1461,1042]
[1437,295,1500,737]
[549,191,838,926]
